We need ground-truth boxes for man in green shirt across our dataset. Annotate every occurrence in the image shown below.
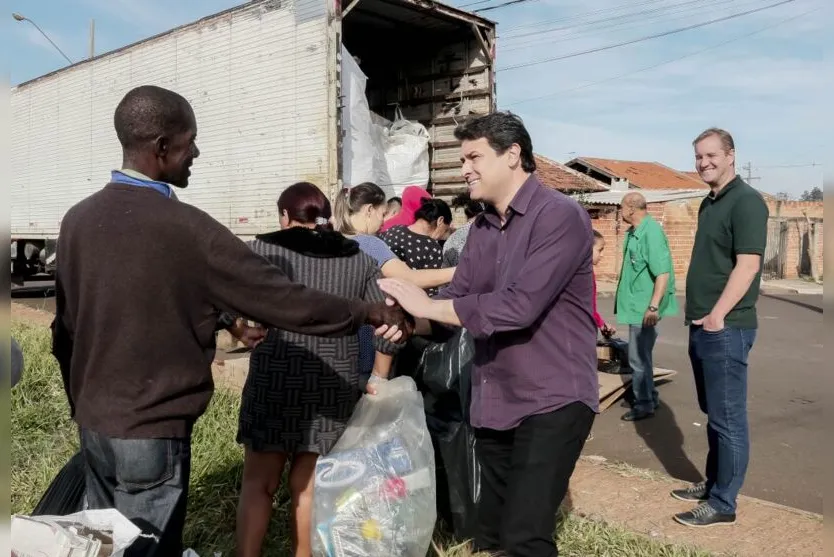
[614,192,678,422]
[671,128,768,529]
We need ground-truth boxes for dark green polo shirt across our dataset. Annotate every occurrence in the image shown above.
[685,175,769,328]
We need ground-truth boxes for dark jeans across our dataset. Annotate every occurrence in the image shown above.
[473,402,595,557]
[689,325,756,514]
[80,428,192,556]
[628,324,659,413]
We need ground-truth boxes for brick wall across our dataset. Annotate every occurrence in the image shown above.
[590,198,701,283]
[783,220,824,279]
[589,199,824,283]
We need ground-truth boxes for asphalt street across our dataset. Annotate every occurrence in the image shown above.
[12,286,825,512]
[592,293,824,514]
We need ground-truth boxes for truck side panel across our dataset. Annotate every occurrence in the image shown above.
[10,0,331,239]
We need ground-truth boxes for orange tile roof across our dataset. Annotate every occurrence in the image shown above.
[577,158,709,191]
[535,154,608,193]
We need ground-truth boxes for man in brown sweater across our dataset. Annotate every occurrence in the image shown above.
[50,85,410,556]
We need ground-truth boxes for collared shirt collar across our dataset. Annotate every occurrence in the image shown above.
[111,168,175,199]
[482,173,539,228]
[629,213,653,239]
[709,174,742,202]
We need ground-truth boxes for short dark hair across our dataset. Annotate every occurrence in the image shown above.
[114,85,194,151]
[277,182,333,231]
[388,197,402,206]
[414,198,452,224]
[454,111,536,173]
[451,191,485,219]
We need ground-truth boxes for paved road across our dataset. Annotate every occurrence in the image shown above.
[592,294,824,513]
[12,287,824,512]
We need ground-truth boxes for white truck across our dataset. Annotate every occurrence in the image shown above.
[10,0,496,280]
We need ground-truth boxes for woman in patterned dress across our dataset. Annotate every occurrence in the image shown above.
[378,197,453,297]
[234,182,402,557]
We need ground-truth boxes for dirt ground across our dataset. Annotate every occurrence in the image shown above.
[11,302,54,327]
[567,456,823,557]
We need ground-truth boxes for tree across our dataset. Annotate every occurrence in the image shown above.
[775,192,791,201]
[799,187,823,202]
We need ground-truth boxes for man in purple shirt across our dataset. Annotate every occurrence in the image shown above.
[379,112,599,557]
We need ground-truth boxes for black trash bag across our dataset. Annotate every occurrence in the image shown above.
[31,451,86,516]
[419,328,481,541]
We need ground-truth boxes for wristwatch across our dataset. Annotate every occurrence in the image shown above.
[648,305,659,312]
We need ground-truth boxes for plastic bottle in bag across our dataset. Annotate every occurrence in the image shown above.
[311,376,436,557]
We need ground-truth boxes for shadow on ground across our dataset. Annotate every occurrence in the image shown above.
[760,293,823,313]
[632,399,702,483]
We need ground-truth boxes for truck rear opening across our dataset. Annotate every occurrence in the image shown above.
[341,0,495,201]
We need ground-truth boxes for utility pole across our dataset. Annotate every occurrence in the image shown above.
[89,19,95,59]
[742,162,760,185]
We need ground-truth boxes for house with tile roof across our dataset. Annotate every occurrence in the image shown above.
[534,154,608,193]
[565,157,709,191]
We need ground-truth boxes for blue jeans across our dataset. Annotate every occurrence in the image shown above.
[628,324,659,413]
[688,325,756,514]
[80,428,192,556]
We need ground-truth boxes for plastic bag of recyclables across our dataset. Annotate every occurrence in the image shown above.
[312,376,436,557]
[11,509,143,557]
[10,508,210,557]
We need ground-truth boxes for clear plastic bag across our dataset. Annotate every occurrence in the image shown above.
[312,376,436,557]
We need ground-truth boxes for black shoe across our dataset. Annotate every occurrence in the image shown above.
[670,482,709,502]
[620,399,659,410]
[674,503,736,528]
[621,408,654,421]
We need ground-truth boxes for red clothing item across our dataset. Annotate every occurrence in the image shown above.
[379,186,431,233]
[592,269,605,329]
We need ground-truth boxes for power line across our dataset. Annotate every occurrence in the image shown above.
[500,0,797,72]
[502,7,817,107]
[457,0,508,8]
[755,163,822,169]
[504,0,741,41]
[473,0,538,12]
[502,0,669,34]
[502,0,751,53]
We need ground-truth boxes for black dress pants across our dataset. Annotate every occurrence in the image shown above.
[473,402,595,557]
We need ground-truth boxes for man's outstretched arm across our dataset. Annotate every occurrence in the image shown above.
[380,205,590,339]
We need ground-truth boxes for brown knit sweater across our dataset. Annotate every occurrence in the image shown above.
[51,183,371,439]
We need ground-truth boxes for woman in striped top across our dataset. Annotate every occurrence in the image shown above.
[234,182,402,557]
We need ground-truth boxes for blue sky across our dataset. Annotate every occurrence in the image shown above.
[3,0,829,196]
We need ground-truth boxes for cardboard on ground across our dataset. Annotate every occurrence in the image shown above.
[598,368,677,412]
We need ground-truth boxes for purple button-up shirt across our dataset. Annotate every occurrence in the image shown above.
[436,174,599,430]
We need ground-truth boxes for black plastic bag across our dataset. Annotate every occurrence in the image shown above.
[419,328,481,540]
[31,451,86,516]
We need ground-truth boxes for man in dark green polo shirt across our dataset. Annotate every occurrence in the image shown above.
[614,192,677,422]
[671,128,768,529]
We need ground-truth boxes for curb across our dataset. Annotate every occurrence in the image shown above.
[571,455,823,556]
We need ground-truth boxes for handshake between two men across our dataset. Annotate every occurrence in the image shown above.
[229,287,418,349]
